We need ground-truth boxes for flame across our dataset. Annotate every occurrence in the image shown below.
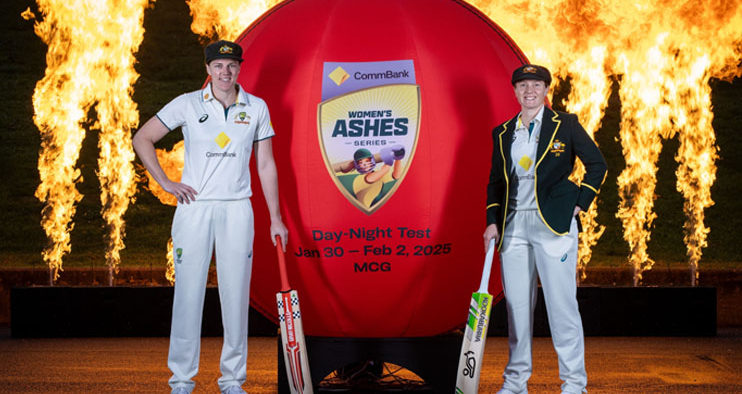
[472,0,741,285]
[563,48,612,282]
[27,0,148,283]
[144,140,184,206]
[614,40,669,286]
[668,54,718,286]
[166,238,175,284]
[187,0,282,41]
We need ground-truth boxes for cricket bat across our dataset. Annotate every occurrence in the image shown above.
[275,235,313,394]
[455,238,497,394]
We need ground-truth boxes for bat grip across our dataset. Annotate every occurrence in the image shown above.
[478,238,497,293]
[275,235,291,292]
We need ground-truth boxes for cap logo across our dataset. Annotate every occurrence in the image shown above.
[523,65,538,73]
[219,45,234,54]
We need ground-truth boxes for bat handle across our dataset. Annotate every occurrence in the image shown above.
[478,238,496,293]
[275,235,291,292]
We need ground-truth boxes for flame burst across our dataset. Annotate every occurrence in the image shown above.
[673,56,718,286]
[187,0,282,40]
[145,141,184,207]
[26,0,149,284]
[472,0,741,285]
[562,48,612,282]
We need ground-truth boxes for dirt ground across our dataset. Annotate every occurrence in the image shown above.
[0,330,740,393]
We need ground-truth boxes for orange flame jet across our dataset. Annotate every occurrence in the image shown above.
[25,0,148,284]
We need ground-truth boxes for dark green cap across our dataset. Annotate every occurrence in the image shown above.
[205,40,243,64]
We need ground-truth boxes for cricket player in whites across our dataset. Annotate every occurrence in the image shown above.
[133,40,288,394]
[483,64,606,394]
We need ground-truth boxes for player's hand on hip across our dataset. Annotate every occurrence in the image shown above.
[483,224,499,253]
[163,180,197,204]
[573,205,582,217]
[270,220,289,251]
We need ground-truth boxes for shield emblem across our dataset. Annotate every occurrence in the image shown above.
[318,84,420,214]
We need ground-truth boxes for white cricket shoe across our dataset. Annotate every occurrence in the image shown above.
[222,386,246,394]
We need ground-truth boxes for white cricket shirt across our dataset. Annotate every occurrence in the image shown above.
[508,105,544,211]
[156,82,275,201]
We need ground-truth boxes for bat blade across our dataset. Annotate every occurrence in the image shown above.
[455,291,493,394]
[277,290,312,393]
[275,236,313,394]
[455,239,496,394]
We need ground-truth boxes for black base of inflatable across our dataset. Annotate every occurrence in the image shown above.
[10,286,276,338]
[10,286,716,338]
[488,286,717,337]
[277,335,460,394]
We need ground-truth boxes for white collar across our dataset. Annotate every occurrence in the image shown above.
[516,105,545,129]
[201,82,250,106]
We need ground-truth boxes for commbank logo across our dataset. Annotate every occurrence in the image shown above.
[214,132,231,148]
[329,66,350,86]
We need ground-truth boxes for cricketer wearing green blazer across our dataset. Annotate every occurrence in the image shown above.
[486,106,607,249]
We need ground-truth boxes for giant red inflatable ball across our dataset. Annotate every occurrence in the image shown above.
[238,0,527,337]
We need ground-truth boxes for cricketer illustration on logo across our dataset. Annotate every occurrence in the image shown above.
[319,60,420,214]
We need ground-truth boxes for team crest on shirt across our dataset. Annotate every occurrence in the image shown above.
[550,139,565,157]
[234,112,250,125]
[319,60,419,215]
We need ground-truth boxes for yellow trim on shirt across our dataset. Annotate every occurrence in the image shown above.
[582,183,599,194]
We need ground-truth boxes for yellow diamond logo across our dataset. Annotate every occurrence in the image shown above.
[518,155,533,171]
[214,132,231,149]
[329,66,350,86]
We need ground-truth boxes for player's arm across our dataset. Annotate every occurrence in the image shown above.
[570,115,607,213]
[484,125,506,251]
[254,137,288,249]
[364,165,390,183]
[385,145,406,179]
[391,158,403,179]
[332,159,356,173]
[332,152,386,173]
[132,116,197,204]
[483,224,499,253]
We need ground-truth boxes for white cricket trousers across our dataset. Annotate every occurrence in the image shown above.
[168,199,254,393]
[499,209,586,394]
